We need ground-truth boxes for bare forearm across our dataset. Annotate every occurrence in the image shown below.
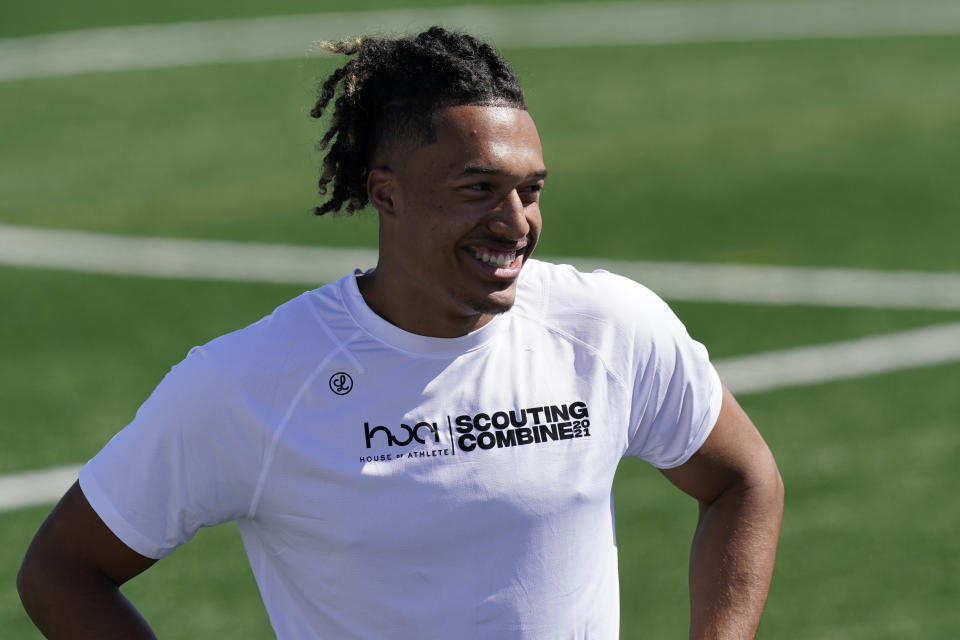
[688,474,784,639]
[18,560,156,640]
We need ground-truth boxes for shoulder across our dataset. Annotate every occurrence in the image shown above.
[516,259,677,336]
[515,259,705,381]
[175,278,350,393]
[201,292,311,365]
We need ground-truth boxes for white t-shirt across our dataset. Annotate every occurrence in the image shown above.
[80,259,722,640]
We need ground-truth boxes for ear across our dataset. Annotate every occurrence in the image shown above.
[367,167,399,218]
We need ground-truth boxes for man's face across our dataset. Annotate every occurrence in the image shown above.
[369,105,546,337]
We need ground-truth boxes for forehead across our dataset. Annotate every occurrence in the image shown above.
[424,105,545,178]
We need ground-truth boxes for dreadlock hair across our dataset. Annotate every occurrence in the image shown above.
[310,26,527,216]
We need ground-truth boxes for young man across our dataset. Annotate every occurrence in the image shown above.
[18,27,783,639]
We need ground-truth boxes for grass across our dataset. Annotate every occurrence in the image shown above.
[1,0,574,38]
[1,0,876,38]
[3,38,960,270]
[519,38,960,269]
[615,362,960,638]
[2,1,960,638]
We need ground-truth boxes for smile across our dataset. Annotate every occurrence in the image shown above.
[472,247,518,268]
[467,244,527,279]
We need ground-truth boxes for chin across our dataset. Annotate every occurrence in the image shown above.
[470,287,518,316]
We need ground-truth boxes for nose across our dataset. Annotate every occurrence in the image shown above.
[487,189,531,240]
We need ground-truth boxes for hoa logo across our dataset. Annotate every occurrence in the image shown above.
[363,421,440,448]
[329,372,353,395]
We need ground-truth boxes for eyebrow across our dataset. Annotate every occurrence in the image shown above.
[461,164,548,180]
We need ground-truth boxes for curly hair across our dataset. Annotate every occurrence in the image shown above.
[309,26,527,216]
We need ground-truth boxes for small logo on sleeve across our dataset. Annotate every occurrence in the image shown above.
[329,372,354,395]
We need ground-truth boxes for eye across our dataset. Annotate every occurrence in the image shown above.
[466,182,493,192]
[519,183,544,202]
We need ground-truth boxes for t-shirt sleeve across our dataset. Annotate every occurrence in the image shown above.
[622,290,723,469]
[79,345,265,559]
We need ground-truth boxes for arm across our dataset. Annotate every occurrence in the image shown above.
[660,386,784,639]
[17,481,158,639]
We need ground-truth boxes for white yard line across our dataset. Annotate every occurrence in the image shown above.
[3,223,960,310]
[0,224,378,287]
[0,465,81,513]
[716,321,960,394]
[3,1,960,82]
[568,257,960,311]
[4,320,960,513]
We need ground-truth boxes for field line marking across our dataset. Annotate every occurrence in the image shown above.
[0,224,378,287]
[715,321,960,394]
[4,320,960,513]
[3,1,960,82]
[0,464,81,513]
[3,223,960,310]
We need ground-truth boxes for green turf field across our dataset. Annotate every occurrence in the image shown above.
[3,1,959,637]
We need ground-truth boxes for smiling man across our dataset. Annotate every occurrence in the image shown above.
[361,104,545,336]
[18,27,783,639]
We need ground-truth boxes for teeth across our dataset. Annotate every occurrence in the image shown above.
[474,248,517,267]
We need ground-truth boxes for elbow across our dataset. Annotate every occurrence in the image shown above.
[741,446,785,508]
[738,450,785,522]
[758,449,785,515]
[772,466,785,521]
[752,437,785,511]
[760,457,786,529]
[769,451,785,505]
[775,466,785,504]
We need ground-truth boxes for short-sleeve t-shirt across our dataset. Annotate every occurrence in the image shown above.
[80,259,722,639]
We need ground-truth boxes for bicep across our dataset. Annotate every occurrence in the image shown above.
[660,386,780,506]
[22,481,156,586]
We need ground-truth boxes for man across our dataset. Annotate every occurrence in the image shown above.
[18,27,783,639]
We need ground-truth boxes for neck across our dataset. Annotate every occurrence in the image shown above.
[356,269,494,338]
